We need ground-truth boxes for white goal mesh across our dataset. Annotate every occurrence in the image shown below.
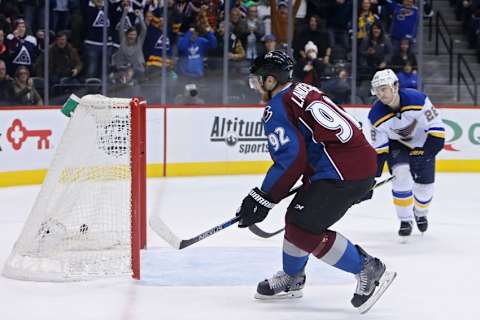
[2,95,142,281]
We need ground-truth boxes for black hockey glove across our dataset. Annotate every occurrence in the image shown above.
[354,189,373,205]
[236,188,275,228]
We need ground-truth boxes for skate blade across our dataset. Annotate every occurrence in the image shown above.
[357,271,397,314]
[254,290,303,300]
[398,235,411,244]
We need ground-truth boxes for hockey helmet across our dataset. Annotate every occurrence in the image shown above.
[249,50,295,87]
[370,69,399,95]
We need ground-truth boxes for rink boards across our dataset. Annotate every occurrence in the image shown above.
[0,104,479,187]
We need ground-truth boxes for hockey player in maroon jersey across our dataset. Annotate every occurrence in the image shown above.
[235,50,396,314]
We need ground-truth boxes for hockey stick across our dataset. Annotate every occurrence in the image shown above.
[248,175,396,238]
[149,184,304,250]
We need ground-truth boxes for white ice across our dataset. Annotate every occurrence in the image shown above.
[0,173,478,320]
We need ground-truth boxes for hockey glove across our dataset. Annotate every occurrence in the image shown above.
[236,188,275,228]
[409,148,433,169]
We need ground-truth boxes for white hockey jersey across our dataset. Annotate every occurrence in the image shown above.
[367,88,445,154]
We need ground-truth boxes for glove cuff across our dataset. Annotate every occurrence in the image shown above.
[249,188,275,209]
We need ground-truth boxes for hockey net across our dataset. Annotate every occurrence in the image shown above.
[2,95,146,281]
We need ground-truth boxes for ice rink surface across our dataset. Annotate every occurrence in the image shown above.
[0,173,478,320]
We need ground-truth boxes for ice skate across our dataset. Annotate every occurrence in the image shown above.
[415,215,428,233]
[254,270,306,300]
[398,220,413,242]
[351,246,397,314]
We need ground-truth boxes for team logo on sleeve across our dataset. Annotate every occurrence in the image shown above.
[263,106,273,123]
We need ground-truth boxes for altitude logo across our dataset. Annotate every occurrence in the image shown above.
[210,116,269,154]
[6,119,52,151]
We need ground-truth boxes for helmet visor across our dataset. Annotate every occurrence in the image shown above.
[248,75,263,90]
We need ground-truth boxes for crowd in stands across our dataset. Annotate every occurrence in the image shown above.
[455,0,480,62]
[0,0,431,106]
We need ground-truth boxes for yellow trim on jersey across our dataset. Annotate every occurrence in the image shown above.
[414,199,430,209]
[428,131,445,139]
[373,113,395,127]
[400,105,423,113]
[393,197,414,207]
[376,147,389,154]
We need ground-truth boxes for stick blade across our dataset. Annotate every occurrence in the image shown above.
[149,215,182,249]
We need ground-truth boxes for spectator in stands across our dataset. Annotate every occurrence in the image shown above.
[245,5,265,60]
[144,13,175,77]
[176,26,217,78]
[230,7,249,49]
[293,15,331,62]
[52,0,72,32]
[387,0,418,50]
[212,21,246,62]
[321,67,351,104]
[293,41,325,89]
[326,0,352,50]
[0,29,10,65]
[12,65,42,105]
[84,0,114,78]
[109,63,140,98]
[260,34,278,56]
[174,0,200,33]
[112,8,147,79]
[174,83,205,104]
[270,0,302,46]
[34,31,82,86]
[397,61,419,89]
[359,22,392,80]
[5,18,38,75]
[357,0,380,44]
[0,59,15,104]
[390,37,417,72]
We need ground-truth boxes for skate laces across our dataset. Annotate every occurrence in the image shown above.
[355,257,378,295]
[267,271,291,290]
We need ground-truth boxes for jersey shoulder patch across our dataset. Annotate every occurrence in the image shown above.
[368,101,395,128]
[399,89,427,113]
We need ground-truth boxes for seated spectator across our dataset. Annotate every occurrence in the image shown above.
[176,26,217,78]
[174,83,205,104]
[293,41,326,89]
[359,23,392,80]
[397,61,419,89]
[260,34,278,56]
[109,63,141,98]
[357,0,380,44]
[293,15,331,62]
[0,59,15,104]
[34,31,82,86]
[112,8,147,79]
[390,37,417,72]
[12,66,42,105]
[321,68,351,104]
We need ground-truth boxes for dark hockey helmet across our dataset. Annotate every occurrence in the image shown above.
[249,50,295,85]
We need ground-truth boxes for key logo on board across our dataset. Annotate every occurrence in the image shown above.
[6,119,52,150]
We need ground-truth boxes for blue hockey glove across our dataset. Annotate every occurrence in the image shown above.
[409,148,433,169]
[236,188,275,228]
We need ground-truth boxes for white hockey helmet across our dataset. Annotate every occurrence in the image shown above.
[370,69,399,95]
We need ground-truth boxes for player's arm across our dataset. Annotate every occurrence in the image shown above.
[236,106,307,228]
[411,98,445,158]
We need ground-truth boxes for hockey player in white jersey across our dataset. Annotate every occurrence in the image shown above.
[368,69,445,238]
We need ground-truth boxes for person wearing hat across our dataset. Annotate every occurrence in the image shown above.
[293,40,325,89]
[5,18,37,75]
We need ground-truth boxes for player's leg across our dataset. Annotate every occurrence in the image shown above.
[387,142,415,237]
[410,156,436,233]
